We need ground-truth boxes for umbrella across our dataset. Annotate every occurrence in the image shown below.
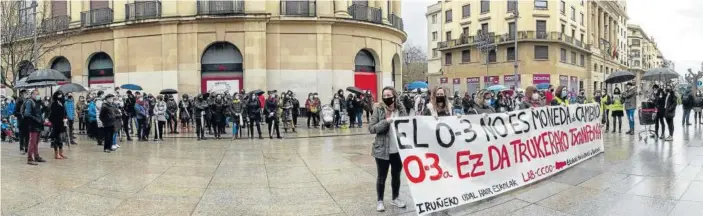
[535,83,550,90]
[57,83,87,93]
[642,68,679,81]
[407,81,428,90]
[486,85,507,92]
[605,70,636,84]
[250,89,265,96]
[120,84,142,90]
[25,68,68,83]
[15,77,57,89]
[160,88,178,94]
[346,86,363,95]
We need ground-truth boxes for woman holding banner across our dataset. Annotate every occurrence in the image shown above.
[423,86,452,117]
[520,86,545,109]
[369,86,407,212]
[474,90,496,114]
[610,87,625,133]
[551,86,570,106]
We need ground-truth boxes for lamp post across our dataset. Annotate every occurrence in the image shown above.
[511,1,519,89]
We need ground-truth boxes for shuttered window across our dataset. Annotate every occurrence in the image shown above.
[90,0,109,9]
[51,0,67,16]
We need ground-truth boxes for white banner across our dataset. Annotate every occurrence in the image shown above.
[206,80,239,94]
[390,104,604,215]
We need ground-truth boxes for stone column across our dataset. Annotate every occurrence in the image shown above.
[393,0,401,16]
[334,0,350,17]
[380,0,390,24]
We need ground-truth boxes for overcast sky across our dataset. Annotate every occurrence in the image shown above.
[401,0,703,75]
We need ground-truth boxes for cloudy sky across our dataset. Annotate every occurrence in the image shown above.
[401,0,703,75]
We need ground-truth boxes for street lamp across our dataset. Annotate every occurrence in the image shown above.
[510,1,519,89]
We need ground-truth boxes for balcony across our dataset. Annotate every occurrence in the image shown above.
[126,1,161,21]
[437,31,591,51]
[81,8,113,27]
[280,0,316,16]
[197,0,245,15]
[41,15,70,33]
[388,13,403,31]
[348,4,382,24]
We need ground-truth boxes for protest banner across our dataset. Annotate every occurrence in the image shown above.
[390,104,603,215]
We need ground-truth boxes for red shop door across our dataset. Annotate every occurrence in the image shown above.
[354,72,377,101]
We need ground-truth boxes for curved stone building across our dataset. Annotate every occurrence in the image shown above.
[17,0,406,101]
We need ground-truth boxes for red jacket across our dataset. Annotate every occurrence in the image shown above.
[258,95,265,109]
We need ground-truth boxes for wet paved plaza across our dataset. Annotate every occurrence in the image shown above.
[3,111,703,216]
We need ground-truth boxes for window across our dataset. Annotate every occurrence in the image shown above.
[507,47,515,61]
[534,46,548,59]
[462,50,470,63]
[445,10,452,23]
[580,33,584,42]
[580,13,584,25]
[488,50,497,63]
[536,20,547,38]
[634,60,640,66]
[599,65,603,72]
[534,0,547,9]
[571,51,576,64]
[432,14,437,24]
[571,7,575,21]
[507,0,517,13]
[432,31,437,41]
[445,53,452,65]
[462,5,470,18]
[631,39,640,46]
[480,0,490,13]
[561,24,565,34]
[432,49,438,58]
[508,22,516,39]
[571,29,575,38]
[446,31,452,40]
[580,54,585,66]
[481,23,488,33]
[462,27,469,36]
[560,1,565,15]
[560,48,567,62]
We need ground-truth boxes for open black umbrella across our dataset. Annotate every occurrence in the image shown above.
[346,86,363,95]
[25,68,68,83]
[160,88,178,94]
[250,89,265,96]
[605,70,636,84]
[642,68,679,81]
[57,83,87,93]
[15,77,57,89]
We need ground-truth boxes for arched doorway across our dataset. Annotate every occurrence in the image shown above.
[18,61,34,80]
[87,52,114,90]
[200,42,243,93]
[392,53,400,89]
[51,56,71,85]
[354,49,377,101]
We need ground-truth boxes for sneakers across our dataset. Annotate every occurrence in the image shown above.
[115,144,121,148]
[389,199,407,208]
[376,201,385,212]
[665,136,673,141]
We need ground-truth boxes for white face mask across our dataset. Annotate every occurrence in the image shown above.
[532,93,539,100]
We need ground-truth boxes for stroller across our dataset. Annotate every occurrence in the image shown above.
[320,104,335,129]
[637,101,658,141]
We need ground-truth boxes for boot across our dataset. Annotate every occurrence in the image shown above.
[59,149,67,159]
[35,156,46,162]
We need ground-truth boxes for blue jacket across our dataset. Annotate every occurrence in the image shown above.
[65,99,75,120]
[135,104,147,119]
[87,101,97,122]
[2,102,14,117]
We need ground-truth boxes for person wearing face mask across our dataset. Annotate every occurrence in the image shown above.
[369,86,407,212]
[62,93,75,145]
[229,93,245,139]
[474,90,496,114]
[598,89,612,131]
[288,91,299,126]
[76,96,87,135]
[682,88,695,126]
[134,98,148,141]
[423,86,452,117]
[100,94,120,153]
[694,90,703,124]
[452,91,464,115]
[93,91,106,145]
[23,90,46,165]
[652,84,667,139]
[179,94,192,132]
[154,95,167,141]
[166,95,179,134]
[246,93,263,139]
[211,94,227,139]
[347,94,357,127]
[281,92,295,132]
[550,86,569,106]
[305,93,320,128]
[265,92,282,139]
[520,86,544,109]
[331,93,343,128]
[660,86,677,141]
[610,87,625,133]
[49,91,67,159]
[576,90,586,104]
[622,83,638,135]
[15,89,28,155]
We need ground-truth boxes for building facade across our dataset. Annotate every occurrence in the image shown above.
[586,0,628,93]
[426,0,592,96]
[426,1,442,82]
[627,24,665,89]
[4,0,406,102]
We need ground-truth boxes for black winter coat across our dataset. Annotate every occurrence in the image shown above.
[49,101,66,132]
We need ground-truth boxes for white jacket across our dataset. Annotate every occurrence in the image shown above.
[154,101,167,121]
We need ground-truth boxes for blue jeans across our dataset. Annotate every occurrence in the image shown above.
[356,110,363,127]
[683,108,692,124]
[626,109,635,130]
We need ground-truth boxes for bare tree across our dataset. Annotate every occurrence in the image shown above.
[402,43,427,86]
[1,0,75,92]
[686,67,703,92]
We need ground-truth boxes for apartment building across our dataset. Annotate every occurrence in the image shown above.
[587,0,628,93]
[426,0,592,96]
[628,24,665,88]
